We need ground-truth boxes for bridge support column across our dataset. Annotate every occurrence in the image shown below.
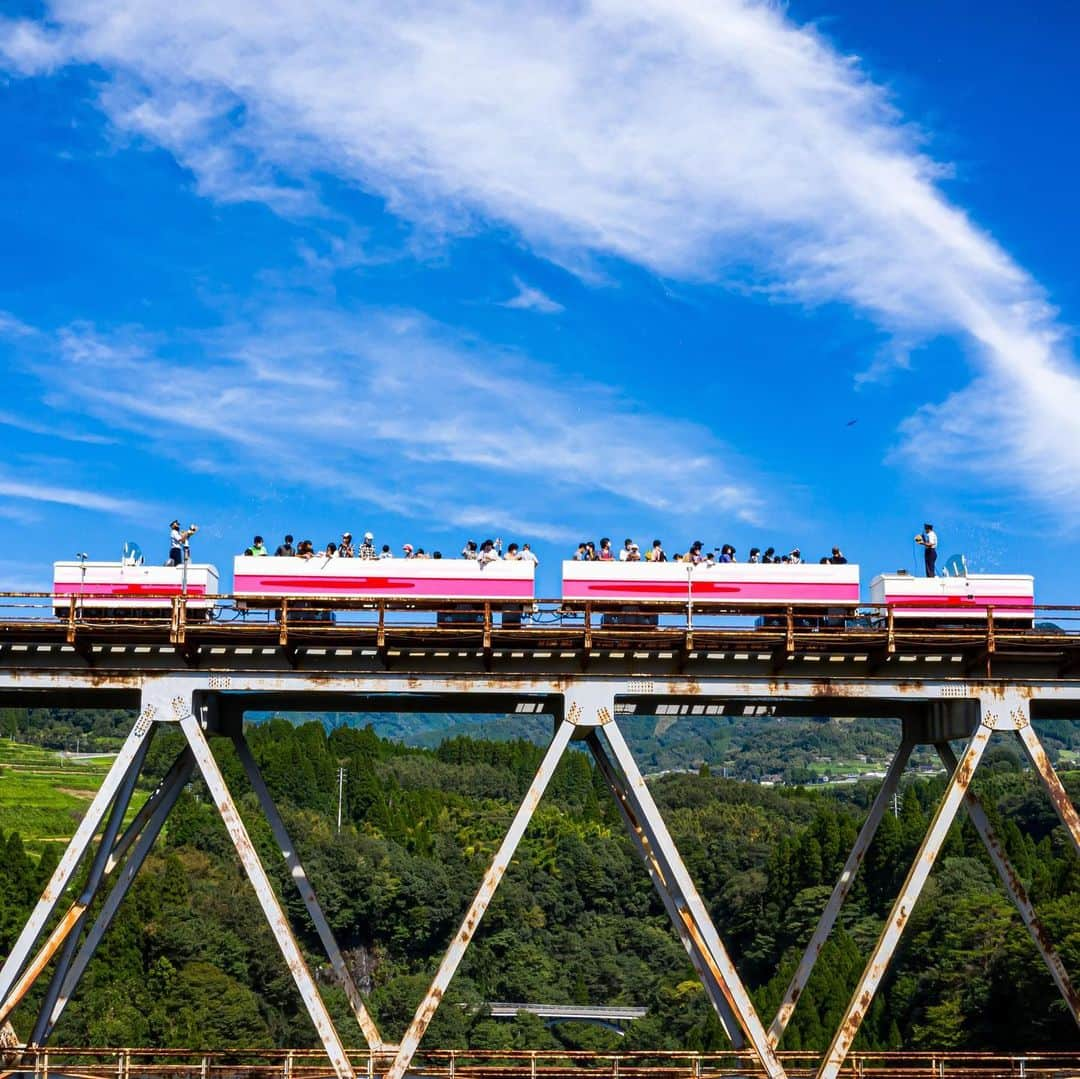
[40,748,197,1039]
[587,731,746,1050]
[816,703,994,1079]
[177,705,356,1079]
[0,708,157,1034]
[597,718,788,1079]
[769,735,915,1046]
[230,728,385,1051]
[935,740,1080,1028]
[385,716,576,1079]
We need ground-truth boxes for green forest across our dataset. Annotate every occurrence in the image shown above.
[1,710,1079,1054]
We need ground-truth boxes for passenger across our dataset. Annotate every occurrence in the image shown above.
[505,543,521,560]
[705,550,716,566]
[274,534,296,557]
[914,523,937,577]
[673,552,685,562]
[586,541,598,561]
[573,543,588,561]
[626,543,642,562]
[297,539,315,559]
[689,541,705,564]
[245,535,269,557]
[432,551,443,559]
[339,533,355,558]
[647,539,666,563]
[820,556,830,564]
[748,547,761,563]
[598,537,614,561]
[414,547,429,559]
[323,541,338,558]
[379,544,393,559]
[788,548,803,565]
[520,542,539,565]
[619,538,635,562]
[167,519,198,567]
[478,539,501,564]
[719,544,735,563]
[402,544,415,559]
[462,540,479,560]
[830,547,848,565]
[358,532,377,559]
[763,547,776,564]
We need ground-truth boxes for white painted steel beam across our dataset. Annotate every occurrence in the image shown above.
[816,716,995,1079]
[179,711,355,1079]
[0,748,192,1029]
[385,720,576,1079]
[231,731,384,1051]
[30,729,153,1045]
[43,754,195,1038]
[586,732,744,1047]
[1015,721,1080,859]
[0,719,154,1011]
[936,740,1080,1028]
[600,720,788,1079]
[769,738,914,1046]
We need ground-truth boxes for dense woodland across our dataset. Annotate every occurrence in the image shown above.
[1,711,1079,1053]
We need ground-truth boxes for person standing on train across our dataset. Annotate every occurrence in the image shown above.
[788,548,803,565]
[478,539,501,564]
[830,547,848,564]
[762,547,776,564]
[167,520,197,567]
[915,523,938,577]
[274,534,295,557]
[598,538,614,560]
[520,543,539,565]
[246,535,268,557]
[619,538,635,561]
[647,539,666,562]
[339,533,355,558]
[748,547,761,563]
[462,540,478,559]
[379,544,393,559]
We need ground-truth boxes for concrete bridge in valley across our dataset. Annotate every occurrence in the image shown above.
[0,593,1078,1079]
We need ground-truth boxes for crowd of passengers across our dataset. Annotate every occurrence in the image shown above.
[242,533,539,564]
[572,538,849,565]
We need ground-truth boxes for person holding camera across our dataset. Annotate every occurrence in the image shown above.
[167,520,198,567]
[915,523,938,577]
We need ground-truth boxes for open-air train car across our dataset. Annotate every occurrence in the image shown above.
[561,561,862,626]
[869,573,1035,626]
[233,556,535,625]
[52,561,220,615]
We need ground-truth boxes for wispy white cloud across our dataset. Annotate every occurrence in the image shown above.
[0,475,146,516]
[2,1,1079,511]
[3,308,764,536]
[502,277,564,314]
[0,409,116,445]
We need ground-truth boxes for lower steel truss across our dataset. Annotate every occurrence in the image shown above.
[1,669,1079,1079]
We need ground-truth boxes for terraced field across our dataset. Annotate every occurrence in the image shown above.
[0,741,145,853]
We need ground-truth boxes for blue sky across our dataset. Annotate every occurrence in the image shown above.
[1,1,1079,599]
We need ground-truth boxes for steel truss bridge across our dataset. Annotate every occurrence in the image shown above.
[0,594,1079,1079]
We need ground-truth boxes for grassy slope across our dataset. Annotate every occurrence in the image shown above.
[0,740,146,853]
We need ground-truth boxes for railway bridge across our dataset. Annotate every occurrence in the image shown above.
[0,593,1078,1079]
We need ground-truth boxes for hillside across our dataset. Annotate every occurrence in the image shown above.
[1,712,1078,1055]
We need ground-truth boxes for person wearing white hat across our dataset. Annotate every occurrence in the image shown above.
[358,531,377,559]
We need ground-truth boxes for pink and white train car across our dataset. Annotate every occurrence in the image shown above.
[561,561,860,608]
[232,556,535,606]
[869,573,1035,624]
[52,561,220,614]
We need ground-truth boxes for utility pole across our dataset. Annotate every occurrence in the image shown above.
[336,767,346,833]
